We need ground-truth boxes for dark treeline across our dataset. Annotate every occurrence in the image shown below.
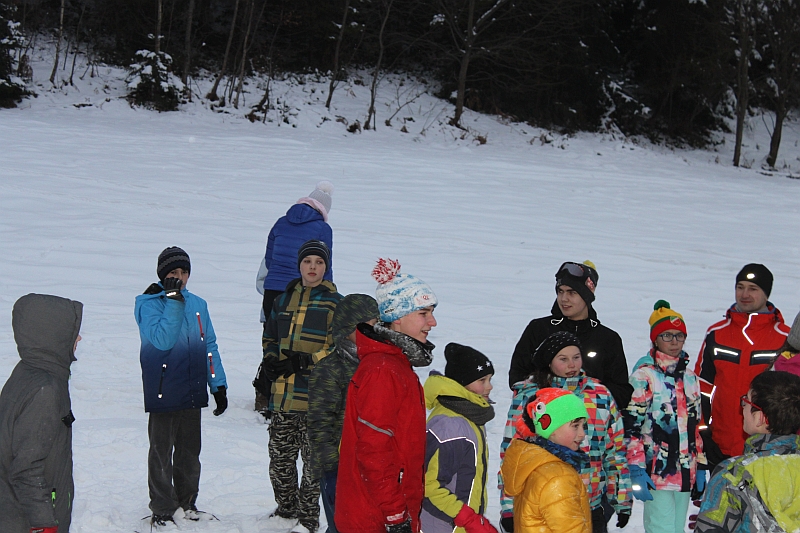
[3,0,799,159]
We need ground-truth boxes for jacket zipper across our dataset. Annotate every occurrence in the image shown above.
[208,352,216,378]
[196,312,204,341]
[158,363,167,398]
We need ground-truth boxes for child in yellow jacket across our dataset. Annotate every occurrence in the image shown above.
[500,388,592,533]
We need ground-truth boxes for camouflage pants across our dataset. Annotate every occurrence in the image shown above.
[268,411,320,531]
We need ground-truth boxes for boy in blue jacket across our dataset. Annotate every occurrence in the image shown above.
[135,246,228,528]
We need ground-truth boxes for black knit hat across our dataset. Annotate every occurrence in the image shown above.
[444,343,494,386]
[157,246,191,281]
[332,294,379,346]
[297,240,330,271]
[532,331,582,372]
[736,263,773,297]
[555,261,599,305]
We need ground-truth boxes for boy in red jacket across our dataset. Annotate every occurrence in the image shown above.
[334,259,438,533]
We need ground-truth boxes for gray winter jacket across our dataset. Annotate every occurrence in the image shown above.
[0,294,82,532]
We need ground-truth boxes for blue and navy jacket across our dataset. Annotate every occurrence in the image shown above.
[135,284,227,413]
[262,203,333,292]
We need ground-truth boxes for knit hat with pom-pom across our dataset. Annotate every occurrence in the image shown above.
[298,180,334,221]
[372,258,437,322]
[516,387,588,440]
[649,300,687,342]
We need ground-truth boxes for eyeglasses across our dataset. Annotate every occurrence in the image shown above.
[740,394,761,412]
[658,332,687,342]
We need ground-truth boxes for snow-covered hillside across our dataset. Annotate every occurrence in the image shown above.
[2,46,800,533]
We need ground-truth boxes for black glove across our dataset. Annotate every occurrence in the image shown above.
[262,357,281,381]
[212,386,227,416]
[385,519,412,533]
[253,361,273,395]
[500,516,514,533]
[281,349,313,376]
[162,277,184,302]
[616,510,630,529]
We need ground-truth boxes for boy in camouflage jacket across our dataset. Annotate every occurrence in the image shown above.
[308,294,379,533]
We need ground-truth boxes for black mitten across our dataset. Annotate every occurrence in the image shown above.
[213,386,227,416]
[616,510,630,529]
[253,361,273,395]
[163,277,184,302]
[499,516,514,533]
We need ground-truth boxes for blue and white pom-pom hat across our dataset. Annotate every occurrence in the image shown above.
[372,258,438,323]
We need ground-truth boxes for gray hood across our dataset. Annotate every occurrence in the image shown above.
[13,294,83,380]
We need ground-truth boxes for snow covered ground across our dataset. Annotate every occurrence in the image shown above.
[2,47,800,532]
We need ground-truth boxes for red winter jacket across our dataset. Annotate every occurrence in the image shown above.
[334,327,427,533]
[694,303,789,456]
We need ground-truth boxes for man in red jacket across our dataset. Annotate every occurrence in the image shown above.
[694,263,790,469]
[335,259,437,533]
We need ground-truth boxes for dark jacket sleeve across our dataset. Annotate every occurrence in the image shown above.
[509,320,540,388]
[10,385,61,528]
[307,357,345,477]
[603,334,633,410]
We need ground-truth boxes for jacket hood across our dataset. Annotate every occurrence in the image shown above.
[286,203,324,225]
[502,438,563,497]
[741,434,800,532]
[423,371,490,410]
[549,300,600,324]
[13,293,83,379]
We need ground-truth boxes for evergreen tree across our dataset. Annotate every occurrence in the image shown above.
[0,2,28,108]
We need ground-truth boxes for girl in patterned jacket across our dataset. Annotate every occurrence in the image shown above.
[624,301,703,533]
[499,331,631,533]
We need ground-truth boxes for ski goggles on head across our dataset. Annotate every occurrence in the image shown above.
[557,262,591,280]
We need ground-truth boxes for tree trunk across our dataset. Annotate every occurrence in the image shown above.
[182,0,195,87]
[207,0,240,101]
[326,0,351,109]
[68,4,87,86]
[233,0,256,108]
[155,0,163,54]
[366,0,393,130]
[49,0,65,86]
[766,101,786,169]
[450,0,476,128]
[733,0,751,167]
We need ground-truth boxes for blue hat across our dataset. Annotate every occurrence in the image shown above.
[372,258,437,322]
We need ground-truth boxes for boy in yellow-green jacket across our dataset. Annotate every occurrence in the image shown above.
[421,343,499,533]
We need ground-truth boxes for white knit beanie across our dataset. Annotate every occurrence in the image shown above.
[372,258,437,322]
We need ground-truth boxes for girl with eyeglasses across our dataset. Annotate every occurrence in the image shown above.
[623,301,704,533]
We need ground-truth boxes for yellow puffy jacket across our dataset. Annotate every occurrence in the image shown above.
[500,438,591,533]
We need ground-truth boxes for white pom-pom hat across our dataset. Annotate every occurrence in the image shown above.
[372,258,438,322]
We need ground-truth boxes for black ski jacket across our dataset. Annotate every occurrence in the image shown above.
[508,301,633,410]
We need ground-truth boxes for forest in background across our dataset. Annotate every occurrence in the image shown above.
[1,0,798,163]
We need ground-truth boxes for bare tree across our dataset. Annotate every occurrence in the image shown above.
[326,0,351,109]
[755,0,800,168]
[233,0,266,109]
[366,0,394,130]
[731,0,755,166]
[207,0,240,102]
[49,0,65,86]
[438,0,513,127]
[182,0,195,88]
[155,0,163,54]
